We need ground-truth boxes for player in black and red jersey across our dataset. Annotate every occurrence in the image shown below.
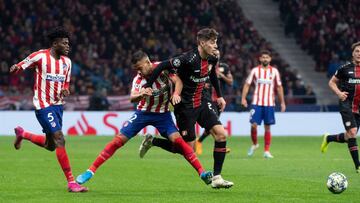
[321,41,360,173]
[140,28,233,188]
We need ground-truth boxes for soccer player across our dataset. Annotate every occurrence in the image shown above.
[9,27,88,192]
[141,28,234,188]
[321,41,360,173]
[196,60,233,155]
[241,50,286,159]
[76,51,213,186]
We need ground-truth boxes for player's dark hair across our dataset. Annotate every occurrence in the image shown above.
[46,27,70,44]
[351,41,360,52]
[131,50,148,65]
[197,28,218,44]
[260,50,271,57]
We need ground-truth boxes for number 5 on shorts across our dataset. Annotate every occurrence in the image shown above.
[48,112,54,122]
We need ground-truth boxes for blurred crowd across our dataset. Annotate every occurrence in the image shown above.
[278,0,359,76]
[0,0,316,111]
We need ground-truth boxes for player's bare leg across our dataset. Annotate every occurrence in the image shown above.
[210,125,233,189]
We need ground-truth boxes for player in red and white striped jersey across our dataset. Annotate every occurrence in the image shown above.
[241,50,286,158]
[9,27,87,192]
[131,61,173,113]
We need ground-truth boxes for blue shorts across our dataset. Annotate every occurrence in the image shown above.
[35,105,63,134]
[120,111,178,139]
[249,105,275,125]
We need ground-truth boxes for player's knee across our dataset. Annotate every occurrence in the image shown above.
[213,130,226,142]
[348,129,357,137]
[113,135,126,147]
[45,144,56,151]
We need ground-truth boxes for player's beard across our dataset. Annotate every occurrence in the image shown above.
[261,62,269,67]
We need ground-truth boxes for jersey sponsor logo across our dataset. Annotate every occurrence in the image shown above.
[46,74,66,82]
[348,78,360,84]
[173,58,181,67]
[257,78,273,84]
[190,75,209,83]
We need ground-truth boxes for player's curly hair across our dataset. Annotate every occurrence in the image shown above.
[46,27,70,44]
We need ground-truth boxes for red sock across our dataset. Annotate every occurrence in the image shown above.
[251,127,257,145]
[56,147,75,182]
[89,136,123,173]
[264,130,271,151]
[174,137,204,175]
[22,131,46,147]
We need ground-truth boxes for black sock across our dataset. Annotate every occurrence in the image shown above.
[347,138,360,169]
[152,138,181,154]
[213,141,226,176]
[198,130,210,143]
[327,133,346,143]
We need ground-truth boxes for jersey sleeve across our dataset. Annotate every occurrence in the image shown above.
[64,59,72,89]
[245,68,256,84]
[16,51,42,70]
[274,68,282,86]
[131,75,143,92]
[334,65,346,79]
[170,53,189,70]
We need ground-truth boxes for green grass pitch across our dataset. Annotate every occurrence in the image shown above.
[0,136,359,203]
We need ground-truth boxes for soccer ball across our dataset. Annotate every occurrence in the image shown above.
[326,172,348,194]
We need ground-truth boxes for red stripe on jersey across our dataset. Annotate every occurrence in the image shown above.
[37,58,45,109]
[154,80,163,112]
[352,66,360,113]
[256,66,261,105]
[54,59,60,102]
[267,67,273,105]
[193,60,208,108]
[261,67,267,106]
[136,76,146,109]
[146,96,155,111]
[45,51,51,105]
[61,57,68,89]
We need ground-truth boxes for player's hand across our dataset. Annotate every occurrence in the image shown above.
[141,87,153,97]
[337,91,348,101]
[217,97,226,112]
[60,89,70,98]
[171,93,181,105]
[10,64,21,74]
[281,102,286,112]
[241,98,248,108]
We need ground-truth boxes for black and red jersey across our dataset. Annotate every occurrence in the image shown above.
[145,49,222,109]
[335,62,360,113]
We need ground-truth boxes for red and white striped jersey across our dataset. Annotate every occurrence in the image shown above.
[245,65,282,106]
[131,62,173,113]
[16,49,72,110]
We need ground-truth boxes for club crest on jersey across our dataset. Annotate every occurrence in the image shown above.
[173,58,181,67]
[62,63,68,70]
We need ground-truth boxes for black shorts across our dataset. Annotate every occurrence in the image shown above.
[174,101,222,142]
[339,102,360,130]
[209,100,221,117]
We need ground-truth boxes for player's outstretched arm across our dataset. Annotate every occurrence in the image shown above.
[9,64,21,74]
[144,60,173,88]
[169,75,183,105]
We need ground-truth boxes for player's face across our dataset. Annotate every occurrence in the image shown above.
[259,54,271,66]
[54,38,70,56]
[200,38,218,57]
[134,56,152,76]
[353,46,360,64]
